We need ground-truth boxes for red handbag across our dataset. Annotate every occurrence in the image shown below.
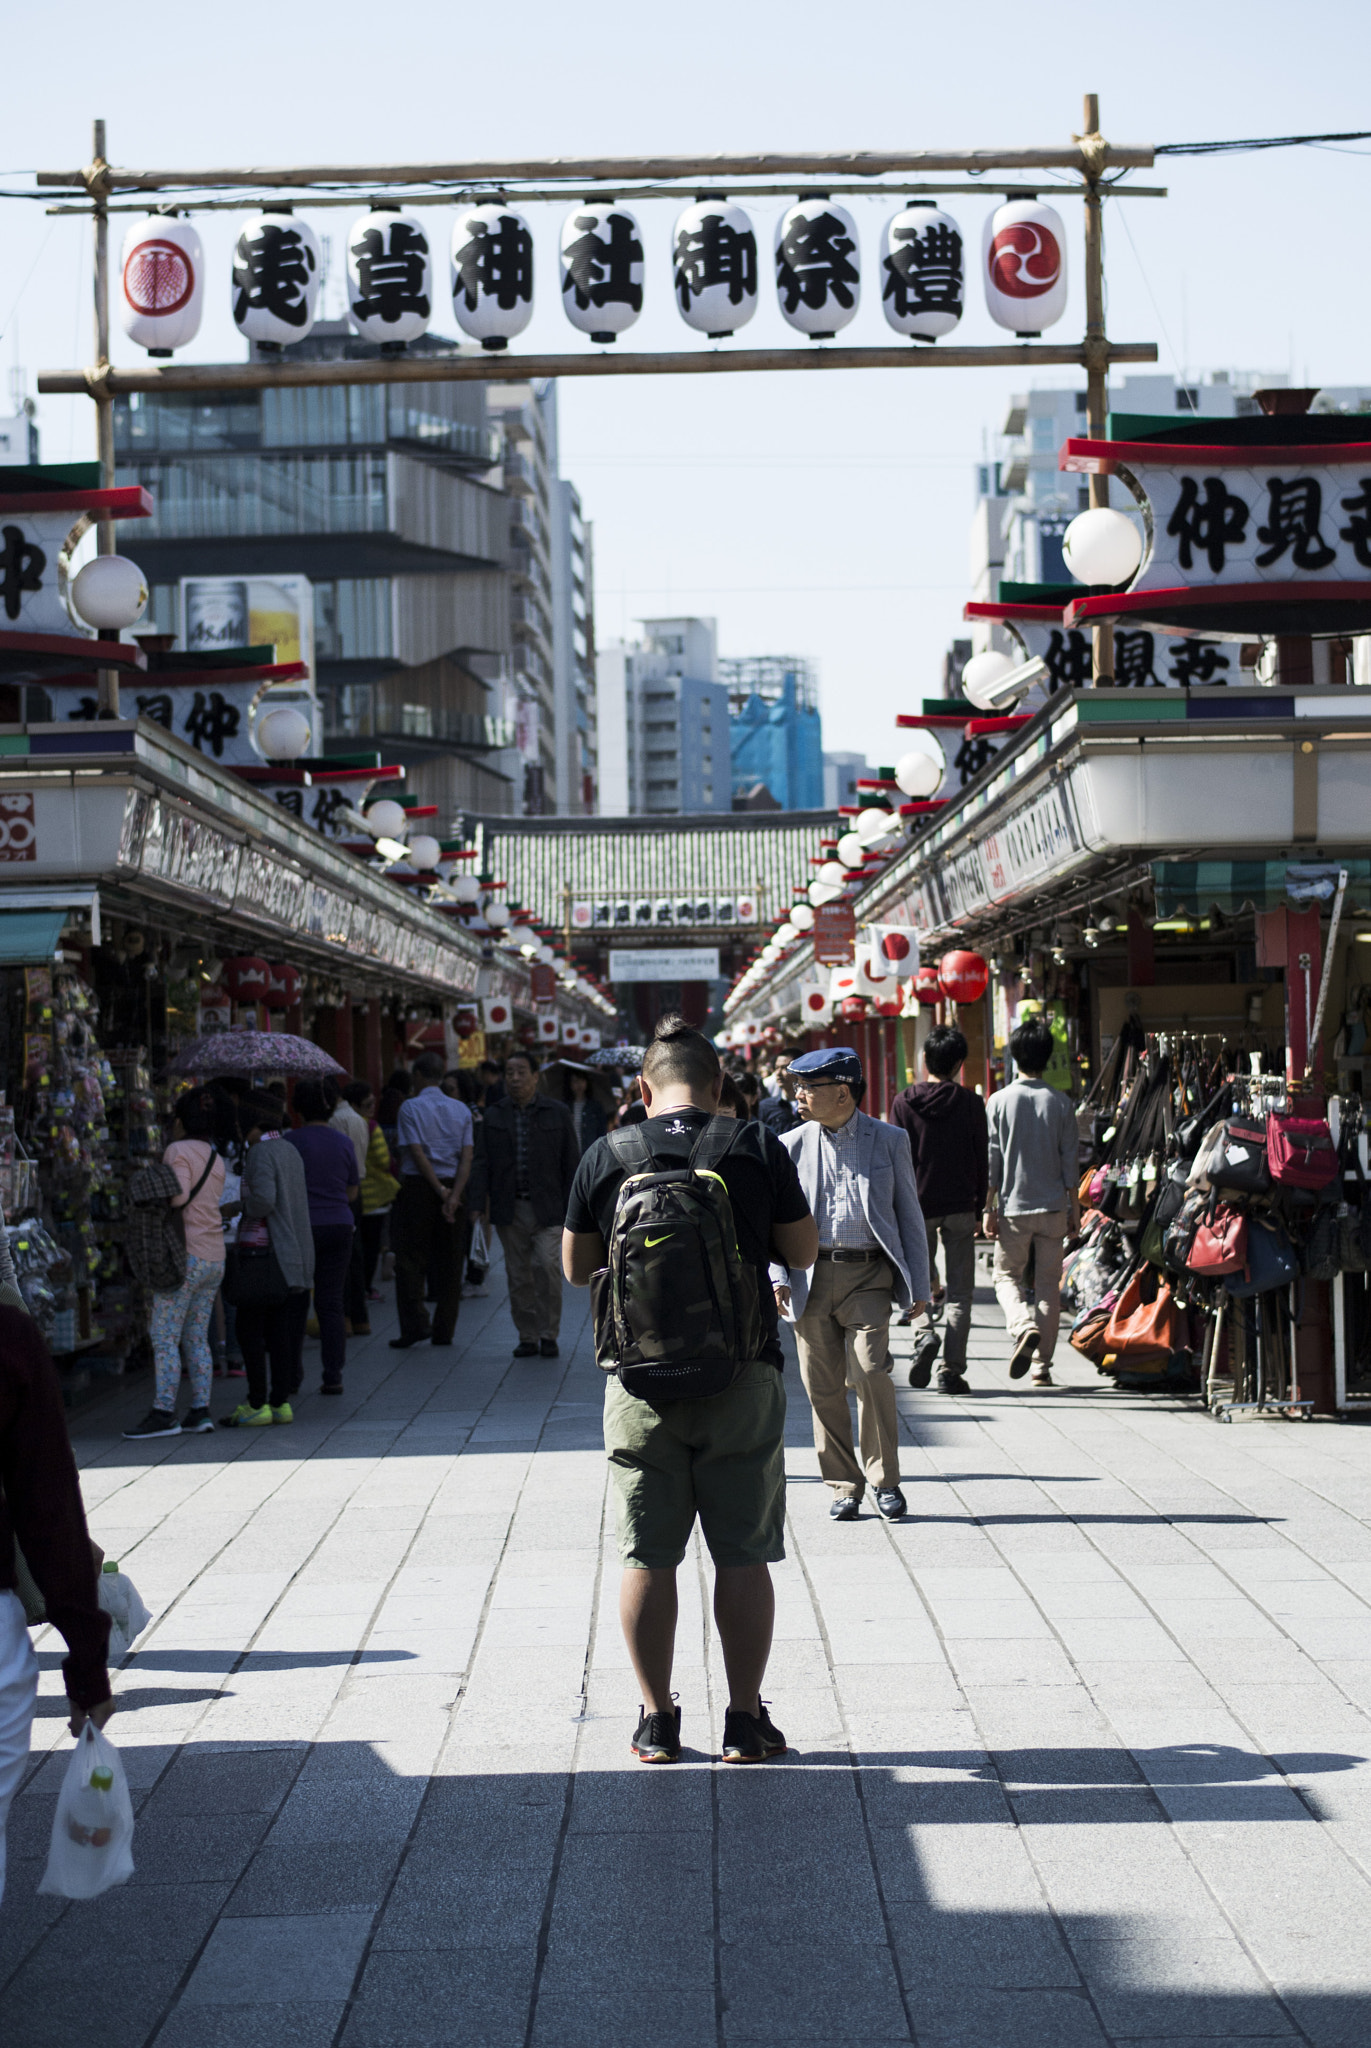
[1188,1201,1248,1278]
[1266,1113,1338,1191]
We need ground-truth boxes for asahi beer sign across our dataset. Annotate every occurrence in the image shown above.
[182,576,315,673]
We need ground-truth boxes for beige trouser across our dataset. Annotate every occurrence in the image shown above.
[497,1198,564,1343]
[992,1208,1068,1364]
[793,1254,900,1498]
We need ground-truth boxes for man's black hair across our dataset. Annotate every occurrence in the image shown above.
[924,1024,969,1079]
[343,1079,373,1108]
[294,1077,335,1123]
[412,1051,445,1083]
[504,1048,540,1073]
[171,1087,215,1140]
[241,1090,287,1135]
[641,1018,720,1095]
[1009,1016,1055,1075]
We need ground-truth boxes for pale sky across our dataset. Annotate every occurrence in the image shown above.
[3,0,1369,767]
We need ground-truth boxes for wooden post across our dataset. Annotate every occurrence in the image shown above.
[90,119,120,719]
[1080,93,1115,688]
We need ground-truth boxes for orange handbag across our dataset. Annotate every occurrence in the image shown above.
[1103,1267,1187,1359]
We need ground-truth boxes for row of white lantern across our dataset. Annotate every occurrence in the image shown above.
[728,800,916,1004]
[117,196,1069,356]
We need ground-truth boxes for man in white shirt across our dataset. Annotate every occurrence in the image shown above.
[390,1052,474,1351]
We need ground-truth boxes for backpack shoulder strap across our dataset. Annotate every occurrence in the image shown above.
[607,1126,654,1178]
[687,1115,743,1173]
[185,1146,219,1205]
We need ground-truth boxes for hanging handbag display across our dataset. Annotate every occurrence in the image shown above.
[1205,1116,1272,1197]
[1163,1188,1210,1274]
[1103,1266,1187,1360]
[1188,1200,1249,1279]
[1265,1112,1338,1192]
[1301,1205,1342,1282]
[1068,1298,1115,1364]
[1225,1217,1299,1298]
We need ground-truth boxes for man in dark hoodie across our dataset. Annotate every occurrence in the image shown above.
[890,1024,988,1395]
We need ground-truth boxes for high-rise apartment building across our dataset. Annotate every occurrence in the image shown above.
[597,617,730,816]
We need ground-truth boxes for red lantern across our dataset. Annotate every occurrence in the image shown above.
[874,997,903,1018]
[221,956,271,1002]
[938,950,990,1005]
[839,995,868,1021]
[913,965,943,1007]
[265,963,301,1010]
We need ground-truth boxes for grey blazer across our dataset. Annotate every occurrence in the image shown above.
[770,1111,931,1320]
[241,1138,315,1291]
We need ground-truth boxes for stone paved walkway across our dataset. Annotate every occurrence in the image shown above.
[5,1249,1371,2046]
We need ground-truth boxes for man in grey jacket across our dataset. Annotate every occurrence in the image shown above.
[771,1048,930,1522]
[986,1016,1080,1388]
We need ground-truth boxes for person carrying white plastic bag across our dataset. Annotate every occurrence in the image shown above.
[38,1720,134,1899]
[0,1302,113,1907]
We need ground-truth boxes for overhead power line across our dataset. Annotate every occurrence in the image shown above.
[1156,129,1371,156]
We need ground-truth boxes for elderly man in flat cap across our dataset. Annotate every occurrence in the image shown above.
[770,1047,931,1521]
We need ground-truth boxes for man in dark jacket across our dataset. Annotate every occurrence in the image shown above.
[890,1024,989,1395]
[482,1051,580,1358]
[757,1055,802,1136]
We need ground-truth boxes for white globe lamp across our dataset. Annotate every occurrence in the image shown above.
[775,922,797,946]
[407,833,442,871]
[856,806,895,845]
[452,874,480,905]
[790,903,816,931]
[895,746,943,799]
[836,835,865,868]
[1062,507,1143,587]
[255,704,312,761]
[809,880,840,907]
[484,900,510,931]
[819,860,848,887]
[364,799,408,840]
[961,650,1019,711]
[70,555,148,632]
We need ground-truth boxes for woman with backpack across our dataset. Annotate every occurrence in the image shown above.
[124,1089,225,1441]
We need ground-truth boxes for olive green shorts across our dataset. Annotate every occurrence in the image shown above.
[603,1361,787,1571]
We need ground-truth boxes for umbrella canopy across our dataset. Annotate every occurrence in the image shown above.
[168,1032,345,1079]
[586,1043,644,1072]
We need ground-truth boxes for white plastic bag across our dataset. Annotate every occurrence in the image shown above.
[97,1570,151,1665]
[38,1722,135,1898]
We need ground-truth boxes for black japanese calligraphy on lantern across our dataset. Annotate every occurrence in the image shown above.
[233,222,316,330]
[776,210,859,315]
[455,214,533,314]
[882,219,963,319]
[1042,628,1092,693]
[1166,476,1249,575]
[350,221,431,325]
[133,693,174,729]
[0,526,45,621]
[1167,642,1230,686]
[1256,477,1337,571]
[1114,631,1161,687]
[953,734,995,785]
[674,216,757,311]
[562,214,644,312]
[1339,478,1371,568]
[183,691,241,758]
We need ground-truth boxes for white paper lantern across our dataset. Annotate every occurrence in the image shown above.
[880,205,963,341]
[348,208,432,346]
[363,799,408,839]
[1062,507,1143,587]
[775,200,860,337]
[673,200,758,336]
[895,747,943,798]
[775,922,798,946]
[856,806,896,845]
[819,861,848,887]
[69,555,147,631]
[961,650,1020,711]
[836,834,865,868]
[452,873,481,905]
[451,205,534,350]
[120,217,204,355]
[790,903,816,931]
[232,211,320,350]
[983,200,1068,335]
[484,900,510,930]
[407,834,442,871]
[560,205,644,341]
[255,704,312,761]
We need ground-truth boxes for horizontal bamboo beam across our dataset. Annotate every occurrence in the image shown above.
[39,341,1159,399]
[39,145,1155,196]
[44,180,1170,217]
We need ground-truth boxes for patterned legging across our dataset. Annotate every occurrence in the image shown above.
[151,1254,224,1412]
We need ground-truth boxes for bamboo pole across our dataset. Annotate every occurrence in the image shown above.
[1080,93,1116,688]
[90,118,120,719]
[38,145,1156,196]
[40,340,1159,400]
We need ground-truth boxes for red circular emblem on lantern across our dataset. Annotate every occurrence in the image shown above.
[221,955,271,1000]
[913,965,943,1007]
[988,223,1060,299]
[124,239,195,315]
[938,950,990,1004]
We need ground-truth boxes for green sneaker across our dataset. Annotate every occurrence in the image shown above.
[220,1401,273,1428]
[271,1402,294,1425]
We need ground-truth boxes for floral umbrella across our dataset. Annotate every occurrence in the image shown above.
[168,1032,345,1079]
[585,1043,644,1072]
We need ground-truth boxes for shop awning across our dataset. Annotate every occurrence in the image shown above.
[0,908,66,963]
[1153,860,1371,918]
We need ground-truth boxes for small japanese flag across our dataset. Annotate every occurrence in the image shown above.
[742,1020,761,1042]
[537,1014,560,1042]
[799,981,831,1025]
[867,924,919,979]
[482,997,512,1031]
[829,965,860,1004]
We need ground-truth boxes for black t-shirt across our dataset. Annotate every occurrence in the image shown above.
[565,1108,811,1367]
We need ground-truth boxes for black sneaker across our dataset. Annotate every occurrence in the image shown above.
[908,1331,940,1388]
[539,1338,559,1358]
[937,1369,971,1396]
[722,1704,787,1763]
[630,1704,682,1763]
[1009,1331,1039,1379]
[513,1341,540,1358]
[182,1407,215,1434]
[123,1409,180,1440]
[829,1495,860,1521]
[876,1488,907,1520]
